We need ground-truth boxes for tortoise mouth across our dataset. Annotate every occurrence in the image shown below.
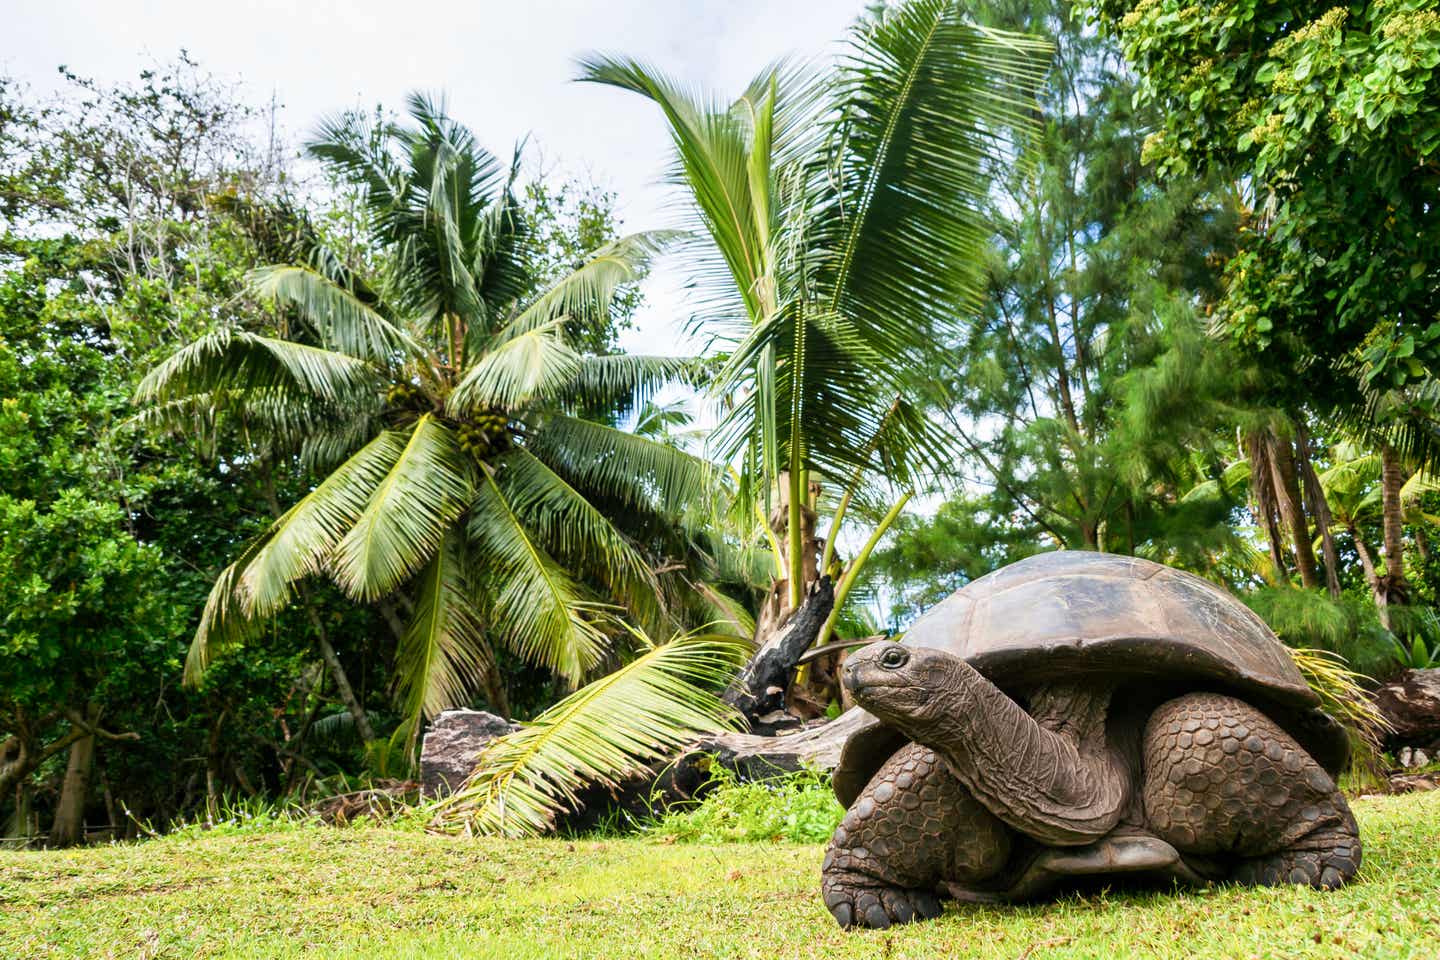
[842,665,915,705]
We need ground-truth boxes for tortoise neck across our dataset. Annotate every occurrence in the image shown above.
[1026,683,1114,750]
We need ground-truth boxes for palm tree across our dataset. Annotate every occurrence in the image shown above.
[137,95,726,744]
[1316,442,1440,628]
[579,0,1050,712]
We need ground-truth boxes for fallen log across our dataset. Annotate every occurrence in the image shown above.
[557,707,868,832]
[1373,668,1440,749]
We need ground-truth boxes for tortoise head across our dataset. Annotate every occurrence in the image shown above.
[842,641,968,736]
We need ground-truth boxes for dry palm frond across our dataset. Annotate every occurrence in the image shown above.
[1287,646,1390,776]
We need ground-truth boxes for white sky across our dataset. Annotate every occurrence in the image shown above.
[4,0,867,356]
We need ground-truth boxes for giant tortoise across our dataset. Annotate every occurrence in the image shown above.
[821,551,1360,929]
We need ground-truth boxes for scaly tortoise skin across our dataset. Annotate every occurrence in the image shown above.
[821,552,1361,930]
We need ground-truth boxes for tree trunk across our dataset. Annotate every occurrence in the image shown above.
[0,712,89,812]
[311,615,377,744]
[49,721,96,847]
[1295,421,1342,599]
[1380,443,1410,609]
[3,782,32,848]
[1268,430,1320,589]
[1244,430,1289,581]
[205,708,228,823]
[1351,525,1390,631]
[0,733,33,807]
[725,578,834,729]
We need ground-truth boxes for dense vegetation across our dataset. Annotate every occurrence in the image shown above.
[4,0,1440,851]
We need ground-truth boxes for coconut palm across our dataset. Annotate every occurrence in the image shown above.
[1315,442,1440,627]
[137,94,726,743]
[579,0,1050,700]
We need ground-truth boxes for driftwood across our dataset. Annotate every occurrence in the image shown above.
[557,707,868,832]
[310,780,418,824]
[1373,668,1440,749]
[724,577,834,730]
[695,708,869,779]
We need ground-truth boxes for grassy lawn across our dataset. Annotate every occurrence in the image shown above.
[2,792,1438,959]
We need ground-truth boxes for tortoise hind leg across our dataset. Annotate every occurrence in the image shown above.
[1141,693,1361,890]
[822,742,1011,929]
[1230,825,1360,889]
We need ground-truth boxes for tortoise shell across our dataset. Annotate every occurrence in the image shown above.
[833,551,1350,807]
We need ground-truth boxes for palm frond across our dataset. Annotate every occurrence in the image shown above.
[449,319,580,413]
[308,109,406,216]
[812,6,1049,342]
[557,353,701,416]
[494,448,664,631]
[184,533,275,686]
[431,628,744,836]
[499,231,680,339]
[239,428,412,615]
[135,328,380,407]
[469,465,609,682]
[186,430,412,685]
[1288,646,1390,763]
[250,265,422,363]
[576,55,771,323]
[332,415,474,602]
[692,581,758,640]
[524,412,720,517]
[132,386,361,454]
[394,529,493,724]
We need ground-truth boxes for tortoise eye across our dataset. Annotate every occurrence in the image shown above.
[879,646,908,669]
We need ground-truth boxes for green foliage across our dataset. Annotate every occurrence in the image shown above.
[1245,586,1396,678]
[644,764,843,844]
[1385,608,1440,669]
[1094,0,1440,452]
[0,493,174,701]
[581,1,1052,613]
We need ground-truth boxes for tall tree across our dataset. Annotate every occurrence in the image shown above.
[138,95,721,741]
[579,0,1051,720]
[900,1,1242,574]
[1093,0,1440,612]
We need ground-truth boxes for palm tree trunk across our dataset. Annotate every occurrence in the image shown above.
[1244,430,1289,581]
[1380,443,1409,608]
[1350,525,1390,631]
[1268,430,1320,589]
[1295,421,1342,599]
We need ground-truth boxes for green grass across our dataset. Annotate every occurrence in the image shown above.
[641,764,843,844]
[2,792,1439,959]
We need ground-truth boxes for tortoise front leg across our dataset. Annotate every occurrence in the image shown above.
[822,742,1011,929]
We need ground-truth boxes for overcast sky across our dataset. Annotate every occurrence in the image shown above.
[5,0,867,355]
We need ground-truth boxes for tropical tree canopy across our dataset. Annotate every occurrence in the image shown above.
[581,0,1052,674]
[137,94,722,735]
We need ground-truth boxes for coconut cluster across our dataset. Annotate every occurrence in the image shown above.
[385,381,426,410]
[457,411,511,460]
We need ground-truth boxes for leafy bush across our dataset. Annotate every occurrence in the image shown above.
[643,764,842,844]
